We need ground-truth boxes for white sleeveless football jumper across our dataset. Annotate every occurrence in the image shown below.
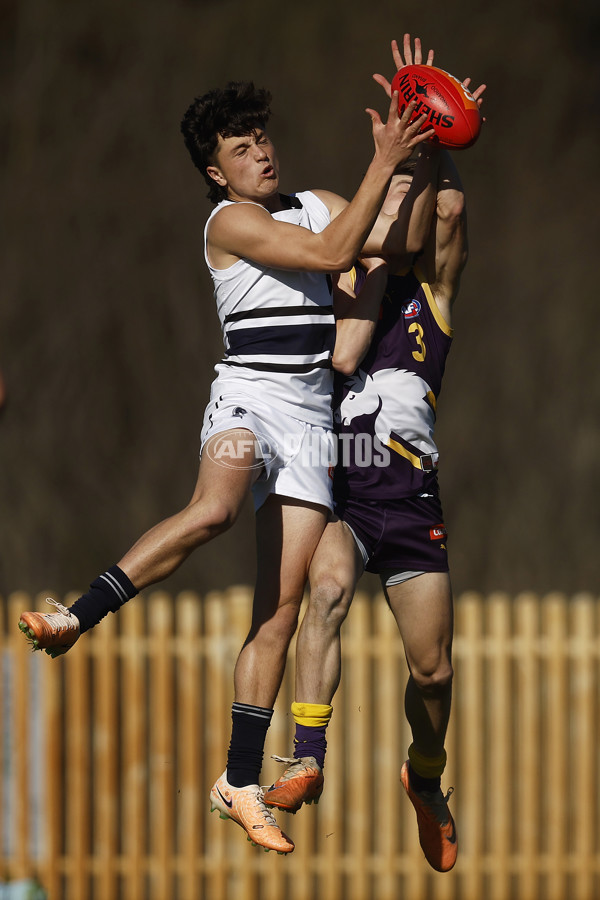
[203,191,336,429]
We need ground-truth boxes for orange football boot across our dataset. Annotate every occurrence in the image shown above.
[262,755,324,814]
[400,760,457,872]
[19,599,81,657]
[210,771,294,853]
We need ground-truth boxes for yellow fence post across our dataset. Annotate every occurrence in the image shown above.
[487,591,512,900]
[176,591,203,900]
[93,605,119,900]
[543,592,568,900]
[571,592,596,900]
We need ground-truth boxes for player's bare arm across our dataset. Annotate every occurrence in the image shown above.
[362,141,440,263]
[332,144,442,373]
[331,258,389,375]
[389,144,440,264]
[420,150,468,323]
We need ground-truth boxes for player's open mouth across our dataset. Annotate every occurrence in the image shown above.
[261,165,275,178]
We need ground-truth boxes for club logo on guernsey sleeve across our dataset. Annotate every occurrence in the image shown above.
[430,524,447,541]
[401,299,421,319]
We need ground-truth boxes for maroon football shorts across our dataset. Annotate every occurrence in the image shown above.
[334,493,449,575]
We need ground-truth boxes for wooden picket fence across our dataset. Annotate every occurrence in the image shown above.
[1,589,599,900]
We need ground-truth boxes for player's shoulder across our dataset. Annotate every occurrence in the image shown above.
[210,200,269,222]
[308,189,349,220]
[207,200,270,237]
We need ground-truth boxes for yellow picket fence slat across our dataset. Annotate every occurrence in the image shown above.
[1,589,599,900]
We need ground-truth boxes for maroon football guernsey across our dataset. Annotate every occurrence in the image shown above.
[333,266,453,500]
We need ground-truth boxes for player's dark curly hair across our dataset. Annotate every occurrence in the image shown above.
[181,81,273,204]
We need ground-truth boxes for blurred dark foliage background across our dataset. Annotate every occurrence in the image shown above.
[1,0,599,598]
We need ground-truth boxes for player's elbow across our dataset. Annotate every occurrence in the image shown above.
[332,325,368,375]
[325,251,357,273]
[405,234,428,256]
[313,236,356,273]
[332,351,359,376]
[438,192,466,225]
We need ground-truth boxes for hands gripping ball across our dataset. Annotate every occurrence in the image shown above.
[392,64,482,149]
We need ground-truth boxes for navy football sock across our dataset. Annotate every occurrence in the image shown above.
[226,702,273,787]
[68,565,138,633]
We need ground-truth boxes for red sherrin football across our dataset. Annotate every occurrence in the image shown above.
[391,64,482,149]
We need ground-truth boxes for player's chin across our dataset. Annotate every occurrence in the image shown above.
[260,175,279,194]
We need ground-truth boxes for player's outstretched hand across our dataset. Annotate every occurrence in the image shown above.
[393,33,435,69]
[366,96,435,170]
[373,33,435,99]
[462,77,487,109]
[461,77,487,127]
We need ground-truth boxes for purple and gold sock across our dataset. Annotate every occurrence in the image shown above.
[291,701,333,770]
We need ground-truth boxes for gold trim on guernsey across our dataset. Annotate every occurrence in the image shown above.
[349,263,453,338]
[414,265,454,338]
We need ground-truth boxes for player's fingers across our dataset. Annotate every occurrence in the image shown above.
[391,38,404,71]
[403,33,414,66]
[413,37,422,65]
[426,49,435,66]
[398,99,418,124]
[387,89,402,122]
[405,111,428,134]
[472,83,487,102]
[411,127,436,146]
[372,72,392,98]
[365,107,383,128]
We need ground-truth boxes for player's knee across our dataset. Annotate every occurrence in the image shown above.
[308,574,352,627]
[274,600,303,641]
[183,498,239,543]
[411,656,453,696]
[253,594,303,644]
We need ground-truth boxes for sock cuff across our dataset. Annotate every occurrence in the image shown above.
[291,701,333,727]
[232,702,274,724]
[408,743,447,778]
[109,564,138,597]
[91,565,138,607]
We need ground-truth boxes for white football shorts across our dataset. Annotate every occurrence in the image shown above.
[200,395,335,512]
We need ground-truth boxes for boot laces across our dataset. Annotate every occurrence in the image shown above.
[270,755,317,782]
[45,598,72,617]
[253,787,278,826]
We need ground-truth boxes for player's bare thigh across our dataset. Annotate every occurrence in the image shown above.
[385,572,453,676]
[190,427,263,513]
[309,516,364,592]
[255,496,330,603]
